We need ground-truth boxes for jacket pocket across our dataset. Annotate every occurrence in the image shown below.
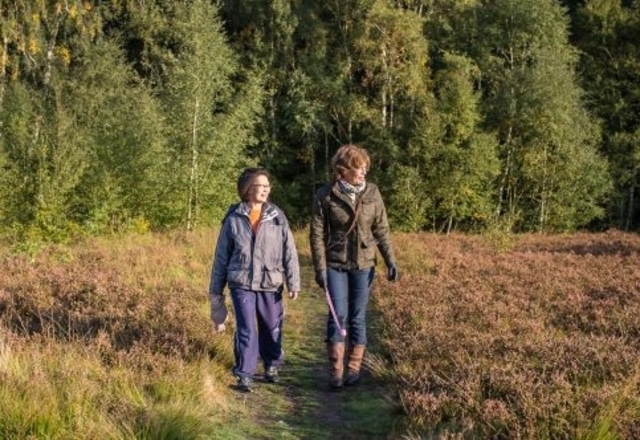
[327,236,348,264]
[359,197,377,227]
[227,270,246,286]
[360,238,377,263]
[261,266,284,290]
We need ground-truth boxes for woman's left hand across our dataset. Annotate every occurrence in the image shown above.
[289,290,299,300]
[387,265,399,282]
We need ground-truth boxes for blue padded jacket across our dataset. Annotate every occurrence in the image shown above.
[209,202,300,295]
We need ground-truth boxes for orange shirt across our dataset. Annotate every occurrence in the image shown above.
[249,206,262,233]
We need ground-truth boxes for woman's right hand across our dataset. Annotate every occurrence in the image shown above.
[315,270,328,289]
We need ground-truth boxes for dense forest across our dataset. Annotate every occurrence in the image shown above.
[1,0,639,242]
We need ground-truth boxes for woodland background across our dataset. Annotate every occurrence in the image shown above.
[1,0,640,245]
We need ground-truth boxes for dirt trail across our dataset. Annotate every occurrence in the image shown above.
[236,285,401,439]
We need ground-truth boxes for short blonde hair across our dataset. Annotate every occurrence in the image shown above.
[330,144,371,181]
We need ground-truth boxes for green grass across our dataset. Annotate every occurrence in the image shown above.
[0,228,403,439]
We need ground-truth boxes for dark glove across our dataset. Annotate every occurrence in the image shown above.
[209,294,228,328]
[387,265,399,282]
[315,270,328,289]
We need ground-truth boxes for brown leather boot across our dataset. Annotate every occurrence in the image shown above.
[344,344,365,386]
[327,342,345,389]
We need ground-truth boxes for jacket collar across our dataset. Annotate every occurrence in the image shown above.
[235,202,279,223]
[331,181,369,206]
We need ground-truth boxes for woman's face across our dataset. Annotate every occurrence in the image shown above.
[249,174,271,203]
[342,165,368,186]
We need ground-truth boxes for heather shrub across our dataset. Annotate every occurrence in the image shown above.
[0,230,240,438]
[4,228,640,438]
[374,230,640,438]
[0,233,217,360]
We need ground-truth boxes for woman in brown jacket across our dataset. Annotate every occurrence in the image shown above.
[310,144,398,389]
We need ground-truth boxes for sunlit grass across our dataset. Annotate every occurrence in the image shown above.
[4,227,636,438]
[0,228,261,439]
[0,328,252,438]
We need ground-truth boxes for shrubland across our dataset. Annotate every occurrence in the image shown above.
[0,230,247,439]
[1,229,639,438]
[375,230,640,438]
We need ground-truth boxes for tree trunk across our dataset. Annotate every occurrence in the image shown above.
[0,36,7,141]
[187,98,200,231]
[626,167,636,231]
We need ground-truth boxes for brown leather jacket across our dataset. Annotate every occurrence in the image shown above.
[310,181,396,272]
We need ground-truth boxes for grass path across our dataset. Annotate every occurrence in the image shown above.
[226,250,403,439]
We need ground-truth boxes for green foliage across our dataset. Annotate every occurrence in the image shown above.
[63,40,165,234]
[142,0,262,229]
[0,81,39,227]
[465,0,611,231]
[604,130,640,230]
[0,0,163,238]
[0,0,262,237]
[430,53,501,232]
[0,0,639,236]
[0,75,90,240]
[220,0,331,222]
[571,0,640,230]
[387,164,432,232]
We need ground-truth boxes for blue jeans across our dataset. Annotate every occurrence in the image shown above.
[325,267,374,345]
[230,288,284,379]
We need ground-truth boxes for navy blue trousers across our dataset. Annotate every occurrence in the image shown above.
[230,288,284,379]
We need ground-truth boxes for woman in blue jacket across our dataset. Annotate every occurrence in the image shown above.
[209,168,300,392]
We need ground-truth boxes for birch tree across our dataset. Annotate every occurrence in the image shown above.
[473,0,611,231]
[158,0,263,229]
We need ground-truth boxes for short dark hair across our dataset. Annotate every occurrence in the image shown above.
[237,168,270,201]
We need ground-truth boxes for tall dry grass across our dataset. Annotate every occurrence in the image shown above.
[0,230,245,438]
[4,228,640,438]
[373,230,640,439]
[0,227,399,439]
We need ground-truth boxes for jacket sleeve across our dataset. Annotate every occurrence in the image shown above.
[371,185,396,268]
[209,219,233,296]
[282,217,301,292]
[309,188,328,272]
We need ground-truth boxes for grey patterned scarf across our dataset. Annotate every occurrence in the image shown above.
[338,179,366,195]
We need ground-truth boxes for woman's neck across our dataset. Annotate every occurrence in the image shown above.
[247,201,263,211]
